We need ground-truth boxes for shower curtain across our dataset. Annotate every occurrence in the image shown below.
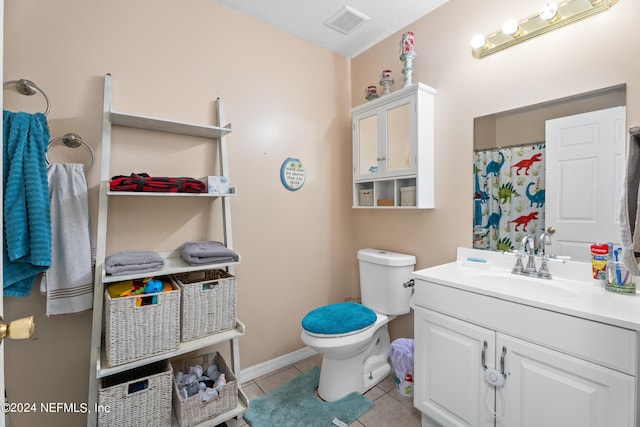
[473,143,546,252]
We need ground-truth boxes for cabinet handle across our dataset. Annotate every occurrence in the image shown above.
[376,157,386,161]
[500,346,507,378]
[481,340,488,370]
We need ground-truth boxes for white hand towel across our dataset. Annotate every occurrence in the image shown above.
[41,163,94,315]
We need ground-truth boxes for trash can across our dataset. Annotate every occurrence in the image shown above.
[388,338,414,397]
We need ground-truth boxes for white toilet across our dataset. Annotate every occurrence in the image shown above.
[300,248,416,401]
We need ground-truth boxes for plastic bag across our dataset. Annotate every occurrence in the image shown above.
[388,338,414,397]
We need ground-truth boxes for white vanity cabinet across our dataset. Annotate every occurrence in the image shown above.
[413,279,636,427]
[351,83,436,208]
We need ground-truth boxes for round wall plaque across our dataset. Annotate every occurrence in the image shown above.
[280,157,306,191]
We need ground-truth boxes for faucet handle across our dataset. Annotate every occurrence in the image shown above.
[511,250,525,273]
[538,258,552,279]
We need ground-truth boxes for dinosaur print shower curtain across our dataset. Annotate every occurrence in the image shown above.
[473,144,545,252]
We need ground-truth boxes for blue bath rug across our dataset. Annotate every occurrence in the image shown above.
[243,367,374,427]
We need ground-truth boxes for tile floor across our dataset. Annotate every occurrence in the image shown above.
[225,354,422,427]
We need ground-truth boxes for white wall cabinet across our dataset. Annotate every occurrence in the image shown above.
[351,83,436,208]
[413,280,635,427]
[86,74,247,426]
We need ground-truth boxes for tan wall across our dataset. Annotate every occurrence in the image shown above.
[350,0,640,339]
[4,0,640,425]
[3,1,353,425]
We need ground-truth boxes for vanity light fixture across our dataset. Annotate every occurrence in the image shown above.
[471,0,617,59]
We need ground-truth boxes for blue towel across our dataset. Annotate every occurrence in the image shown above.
[3,110,52,296]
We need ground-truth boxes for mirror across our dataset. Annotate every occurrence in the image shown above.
[387,103,411,171]
[358,114,378,175]
[356,102,412,176]
[473,84,626,256]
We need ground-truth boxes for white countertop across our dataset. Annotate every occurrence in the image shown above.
[412,247,640,331]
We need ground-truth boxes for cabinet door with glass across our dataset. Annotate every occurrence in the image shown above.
[354,109,381,180]
[353,94,416,181]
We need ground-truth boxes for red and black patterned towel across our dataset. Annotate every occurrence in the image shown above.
[110,173,206,193]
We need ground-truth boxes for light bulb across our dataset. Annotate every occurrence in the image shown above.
[470,34,487,50]
[502,19,524,37]
[540,2,560,22]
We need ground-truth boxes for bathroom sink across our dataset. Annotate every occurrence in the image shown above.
[461,270,580,299]
[413,247,640,332]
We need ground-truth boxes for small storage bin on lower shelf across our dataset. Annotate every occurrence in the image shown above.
[171,352,239,427]
[104,279,180,367]
[171,269,237,342]
[400,186,416,206]
[359,189,373,206]
[98,360,172,427]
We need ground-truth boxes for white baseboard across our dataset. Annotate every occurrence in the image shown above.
[240,346,318,383]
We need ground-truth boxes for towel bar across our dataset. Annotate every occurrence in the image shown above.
[630,126,640,137]
[46,133,95,173]
[3,78,51,115]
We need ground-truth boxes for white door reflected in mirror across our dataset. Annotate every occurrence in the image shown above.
[545,106,625,261]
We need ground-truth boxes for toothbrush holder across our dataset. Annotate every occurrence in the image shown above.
[606,262,636,295]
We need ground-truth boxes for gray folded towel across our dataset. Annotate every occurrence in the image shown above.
[105,251,165,276]
[180,241,239,265]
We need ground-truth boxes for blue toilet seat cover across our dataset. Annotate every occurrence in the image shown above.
[302,302,377,335]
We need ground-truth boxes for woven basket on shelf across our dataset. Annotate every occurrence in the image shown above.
[359,189,373,206]
[171,352,238,427]
[98,361,172,427]
[171,269,237,342]
[104,280,180,367]
[400,186,416,206]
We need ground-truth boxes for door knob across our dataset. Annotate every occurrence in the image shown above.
[546,226,556,235]
[0,315,35,343]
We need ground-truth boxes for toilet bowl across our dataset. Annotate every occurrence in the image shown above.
[301,304,394,401]
[300,248,416,401]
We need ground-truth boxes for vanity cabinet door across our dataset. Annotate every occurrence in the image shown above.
[414,307,495,427]
[498,333,634,427]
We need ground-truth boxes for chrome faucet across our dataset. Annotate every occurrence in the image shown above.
[511,233,553,279]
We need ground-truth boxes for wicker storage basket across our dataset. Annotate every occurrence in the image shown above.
[359,189,373,206]
[400,186,416,206]
[171,352,238,427]
[98,360,172,427]
[171,269,237,342]
[104,280,180,367]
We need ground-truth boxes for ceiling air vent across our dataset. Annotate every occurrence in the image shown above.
[324,6,370,34]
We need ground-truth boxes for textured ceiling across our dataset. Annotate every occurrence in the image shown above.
[212,0,450,58]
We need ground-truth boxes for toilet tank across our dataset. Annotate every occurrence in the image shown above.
[358,248,416,315]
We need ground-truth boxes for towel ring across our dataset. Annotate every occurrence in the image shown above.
[46,133,95,173]
[3,79,51,116]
